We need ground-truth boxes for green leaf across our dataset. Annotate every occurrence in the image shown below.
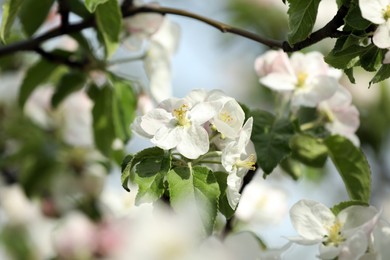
[121,154,133,191]
[95,0,121,58]
[167,166,220,235]
[370,64,390,85]
[85,0,109,13]
[18,59,59,108]
[213,171,235,219]
[325,45,366,69]
[344,3,371,31]
[360,45,383,72]
[0,0,23,43]
[68,0,91,18]
[121,147,167,191]
[250,110,295,175]
[134,150,171,204]
[344,68,355,84]
[111,76,137,142]
[51,70,87,108]
[19,0,54,36]
[88,83,115,156]
[290,134,328,167]
[287,0,321,44]
[331,200,369,215]
[325,135,371,203]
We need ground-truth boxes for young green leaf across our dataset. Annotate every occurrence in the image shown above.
[325,135,371,203]
[88,83,116,157]
[51,70,87,108]
[134,150,171,204]
[121,154,133,191]
[290,134,328,168]
[95,0,121,58]
[84,0,109,13]
[287,0,321,44]
[344,3,371,31]
[325,36,367,69]
[19,0,54,36]
[0,0,23,43]
[250,110,295,175]
[111,76,137,143]
[18,59,60,108]
[370,64,390,85]
[68,0,91,18]
[167,166,220,235]
[331,200,369,215]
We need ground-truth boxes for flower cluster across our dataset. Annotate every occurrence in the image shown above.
[288,199,390,259]
[132,89,256,208]
[254,50,360,146]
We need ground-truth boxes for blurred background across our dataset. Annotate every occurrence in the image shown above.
[1,0,390,259]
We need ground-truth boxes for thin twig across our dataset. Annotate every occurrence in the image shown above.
[34,47,87,68]
[58,0,70,29]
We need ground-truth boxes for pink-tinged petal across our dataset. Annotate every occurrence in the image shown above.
[176,125,209,159]
[260,73,296,91]
[140,108,173,135]
[151,125,180,150]
[291,52,328,77]
[373,22,390,49]
[324,87,352,108]
[292,76,338,107]
[359,0,387,24]
[333,105,360,132]
[254,50,292,77]
[289,200,335,241]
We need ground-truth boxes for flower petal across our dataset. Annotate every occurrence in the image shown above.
[289,200,335,242]
[373,22,390,49]
[176,125,209,159]
[359,0,387,25]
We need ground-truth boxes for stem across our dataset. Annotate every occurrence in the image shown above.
[192,151,222,165]
[196,160,222,165]
[300,120,321,131]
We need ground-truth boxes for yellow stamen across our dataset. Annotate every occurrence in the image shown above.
[323,220,345,247]
[219,111,233,123]
[236,154,256,170]
[173,104,191,127]
[296,72,308,88]
[384,5,390,19]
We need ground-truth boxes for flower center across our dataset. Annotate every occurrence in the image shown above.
[323,220,345,247]
[296,72,308,88]
[173,104,191,127]
[384,5,390,20]
[235,154,256,170]
[219,111,233,124]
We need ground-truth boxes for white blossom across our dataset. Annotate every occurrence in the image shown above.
[221,117,256,208]
[318,87,360,146]
[359,0,390,48]
[288,199,380,260]
[132,93,216,159]
[255,51,340,107]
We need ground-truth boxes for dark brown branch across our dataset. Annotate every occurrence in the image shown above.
[124,6,284,49]
[58,0,70,29]
[282,4,349,52]
[0,4,350,59]
[34,47,87,68]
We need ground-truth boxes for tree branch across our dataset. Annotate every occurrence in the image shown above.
[0,4,349,58]
[58,0,70,29]
[282,4,349,52]
[34,47,88,68]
